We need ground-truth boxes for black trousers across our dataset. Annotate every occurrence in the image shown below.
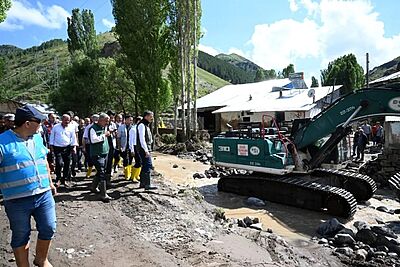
[54,146,72,184]
[121,149,133,167]
[105,145,114,175]
[133,149,141,168]
[92,155,108,182]
[85,144,94,168]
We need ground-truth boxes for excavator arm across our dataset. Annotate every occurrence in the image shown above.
[293,88,400,151]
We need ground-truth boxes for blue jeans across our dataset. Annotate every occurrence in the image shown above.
[91,155,107,182]
[4,190,57,248]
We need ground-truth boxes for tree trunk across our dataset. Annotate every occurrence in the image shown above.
[185,0,191,139]
[179,21,186,140]
[192,0,198,135]
[173,97,178,136]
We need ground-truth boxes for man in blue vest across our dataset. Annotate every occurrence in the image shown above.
[0,105,57,267]
[136,111,157,190]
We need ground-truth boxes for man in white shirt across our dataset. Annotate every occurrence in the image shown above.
[67,112,80,177]
[128,116,142,183]
[136,111,156,190]
[117,115,134,180]
[49,114,77,187]
[82,114,99,178]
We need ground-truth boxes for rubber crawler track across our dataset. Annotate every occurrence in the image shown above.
[218,174,357,218]
[312,168,377,202]
[389,172,400,200]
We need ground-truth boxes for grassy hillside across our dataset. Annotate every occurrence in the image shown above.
[0,32,228,103]
[216,53,262,75]
[198,51,254,84]
[369,56,400,81]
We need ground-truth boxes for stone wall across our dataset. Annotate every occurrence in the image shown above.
[360,148,400,187]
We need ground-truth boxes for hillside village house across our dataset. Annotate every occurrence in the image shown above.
[195,78,342,133]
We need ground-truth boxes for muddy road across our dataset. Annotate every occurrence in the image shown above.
[1,152,398,266]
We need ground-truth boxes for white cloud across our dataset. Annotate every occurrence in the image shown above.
[199,44,220,56]
[288,0,299,12]
[102,18,115,29]
[0,1,69,31]
[249,0,400,74]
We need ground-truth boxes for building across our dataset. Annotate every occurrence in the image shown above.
[196,78,341,133]
[370,70,400,89]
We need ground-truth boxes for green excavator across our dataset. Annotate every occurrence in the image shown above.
[213,87,400,218]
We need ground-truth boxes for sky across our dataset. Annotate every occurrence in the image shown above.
[0,0,399,84]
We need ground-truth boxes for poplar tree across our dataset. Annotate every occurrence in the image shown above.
[0,0,11,23]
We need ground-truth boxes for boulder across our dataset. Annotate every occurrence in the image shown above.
[238,219,247,228]
[372,225,398,239]
[249,223,263,231]
[317,218,345,237]
[354,249,368,261]
[338,228,355,238]
[376,206,389,213]
[374,251,387,257]
[334,247,353,257]
[318,238,328,244]
[172,164,179,168]
[355,229,377,246]
[354,221,370,231]
[246,197,266,207]
[243,216,253,227]
[334,234,355,247]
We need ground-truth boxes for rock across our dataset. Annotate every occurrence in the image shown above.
[317,218,345,237]
[249,223,263,230]
[195,228,207,236]
[246,197,266,207]
[334,234,355,246]
[354,221,370,231]
[377,206,389,213]
[318,238,328,244]
[266,228,273,233]
[355,249,368,261]
[66,248,75,254]
[394,209,400,214]
[172,164,179,168]
[252,218,260,224]
[334,247,353,257]
[243,216,253,227]
[371,225,398,239]
[238,219,247,228]
[375,218,385,225]
[193,173,206,179]
[374,251,387,257]
[376,246,389,253]
[8,257,16,263]
[206,153,213,159]
[388,252,398,257]
[338,228,355,238]
[355,229,377,246]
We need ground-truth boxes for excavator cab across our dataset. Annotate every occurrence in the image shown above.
[213,118,295,175]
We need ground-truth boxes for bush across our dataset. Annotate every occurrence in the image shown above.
[161,134,176,144]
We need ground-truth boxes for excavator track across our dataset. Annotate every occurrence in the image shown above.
[389,172,400,200]
[312,168,377,202]
[218,174,357,218]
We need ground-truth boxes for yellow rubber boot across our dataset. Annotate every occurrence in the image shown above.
[118,158,123,167]
[124,167,130,180]
[86,166,93,178]
[135,167,141,181]
[131,166,140,183]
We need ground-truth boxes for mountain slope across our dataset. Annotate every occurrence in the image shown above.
[216,53,262,75]
[0,32,228,103]
[198,51,254,84]
[369,56,400,81]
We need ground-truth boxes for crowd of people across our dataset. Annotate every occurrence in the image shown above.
[352,121,384,162]
[0,105,157,267]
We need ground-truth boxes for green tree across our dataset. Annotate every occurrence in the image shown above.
[254,68,265,82]
[264,69,277,80]
[112,0,173,133]
[321,53,364,95]
[67,8,98,58]
[0,0,11,23]
[311,76,319,87]
[282,64,295,78]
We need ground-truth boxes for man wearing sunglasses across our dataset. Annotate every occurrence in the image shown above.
[0,104,57,267]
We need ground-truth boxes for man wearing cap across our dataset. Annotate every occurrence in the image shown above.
[49,114,77,187]
[0,105,57,267]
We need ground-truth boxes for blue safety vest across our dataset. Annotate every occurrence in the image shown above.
[0,130,50,200]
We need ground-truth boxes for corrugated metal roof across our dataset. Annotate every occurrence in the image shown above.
[211,84,341,113]
[370,70,400,84]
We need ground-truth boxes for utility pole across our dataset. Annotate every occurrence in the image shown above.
[366,53,370,88]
